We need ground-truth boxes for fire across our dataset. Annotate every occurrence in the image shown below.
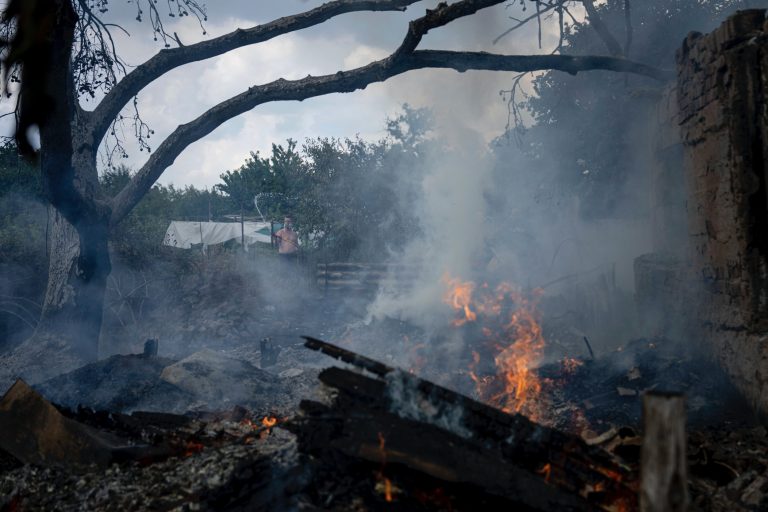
[441,275,477,326]
[375,432,396,502]
[382,477,393,502]
[240,416,279,440]
[183,441,204,457]
[443,273,548,422]
[538,463,552,483]
[562,357,584,375]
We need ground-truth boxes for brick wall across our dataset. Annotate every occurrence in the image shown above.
[676,10,768,415]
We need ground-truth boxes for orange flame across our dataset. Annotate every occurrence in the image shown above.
[443,274,549,422]
[383,477,393,502]
[562,357,584,375]
[262,416,278,428]
[538,463,552,483]
[184,441,204,457]
[376,432,395,502]
[441,274,477,326]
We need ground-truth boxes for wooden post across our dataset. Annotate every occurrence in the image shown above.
[240,205,245,252]
[641,391,688,512]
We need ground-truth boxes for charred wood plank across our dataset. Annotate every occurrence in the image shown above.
[295,338,639,510]
[302,336,393,377]
[291,398,590,510]
[320,367,635,506]
[0,379,162,467]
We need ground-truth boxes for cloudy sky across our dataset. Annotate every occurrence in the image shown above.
[81,1,575,187]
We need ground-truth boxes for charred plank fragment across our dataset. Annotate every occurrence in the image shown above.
[291,337,639,511]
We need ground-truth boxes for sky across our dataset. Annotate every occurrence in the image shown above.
[77,0,580,188]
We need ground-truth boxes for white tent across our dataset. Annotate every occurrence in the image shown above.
[163,221,272,250]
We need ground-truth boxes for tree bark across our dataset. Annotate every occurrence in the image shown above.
[36,209,110,360]
[30,0,111,361]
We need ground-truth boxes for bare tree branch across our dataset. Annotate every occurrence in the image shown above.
[108,0,668,224]
[556,1,565,52]
[85,0,422,150]
[493,2,558,46]
[396,0,505,56]
[535,0,542,49]
[581,0,623,57]
[110,48,668,224]
[623,0,633,57]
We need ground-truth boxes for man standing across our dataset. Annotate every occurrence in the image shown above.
[273,216,299,261]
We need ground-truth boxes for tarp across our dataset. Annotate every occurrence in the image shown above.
[163,221,272,250]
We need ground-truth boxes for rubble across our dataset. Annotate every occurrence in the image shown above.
[160,349,280,406]
[36,353,192,413]
[0,336,766,511]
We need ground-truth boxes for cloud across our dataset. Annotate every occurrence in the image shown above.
[342,45,390,69]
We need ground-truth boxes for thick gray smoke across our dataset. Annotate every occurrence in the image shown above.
[365,108,655,358]
[367,127,495,331]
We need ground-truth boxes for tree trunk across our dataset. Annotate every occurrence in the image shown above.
[21,0,114,362]
[35,209,111,360]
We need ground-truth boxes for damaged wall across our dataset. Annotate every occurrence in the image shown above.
[675,9,768,415]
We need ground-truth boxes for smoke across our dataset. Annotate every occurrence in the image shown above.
[362,89,661,364]
[367,132,494,331]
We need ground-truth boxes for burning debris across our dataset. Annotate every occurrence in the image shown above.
[0,264,761,510]
[290,337,638,511]
[0,331,765,511]
[442,274,549,421]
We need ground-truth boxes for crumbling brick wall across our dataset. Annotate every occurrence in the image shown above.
[676,10,768,415]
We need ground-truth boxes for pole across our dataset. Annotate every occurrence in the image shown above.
[199,221,205,271]
[641,391,688,512]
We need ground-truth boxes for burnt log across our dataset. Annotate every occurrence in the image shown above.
[290,337,639,511]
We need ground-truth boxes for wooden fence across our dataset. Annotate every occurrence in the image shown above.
[315,262,420,294]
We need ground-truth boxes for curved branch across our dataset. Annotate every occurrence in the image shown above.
[86,0,421,149]
[109,50,669,225]
[395,0,503,57]
[582,0,623,57]
[623,0,633,57]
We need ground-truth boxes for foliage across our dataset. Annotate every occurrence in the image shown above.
[504,0,750,220]
[219,106,430,261]
[210,105,431,262]
[0,142,46,348]
[0,142,41,199]
[385,103,434,149]
[0,142,46,270]
[0,103,432,275]
[216,140,302,219]
[102,165,229,267]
